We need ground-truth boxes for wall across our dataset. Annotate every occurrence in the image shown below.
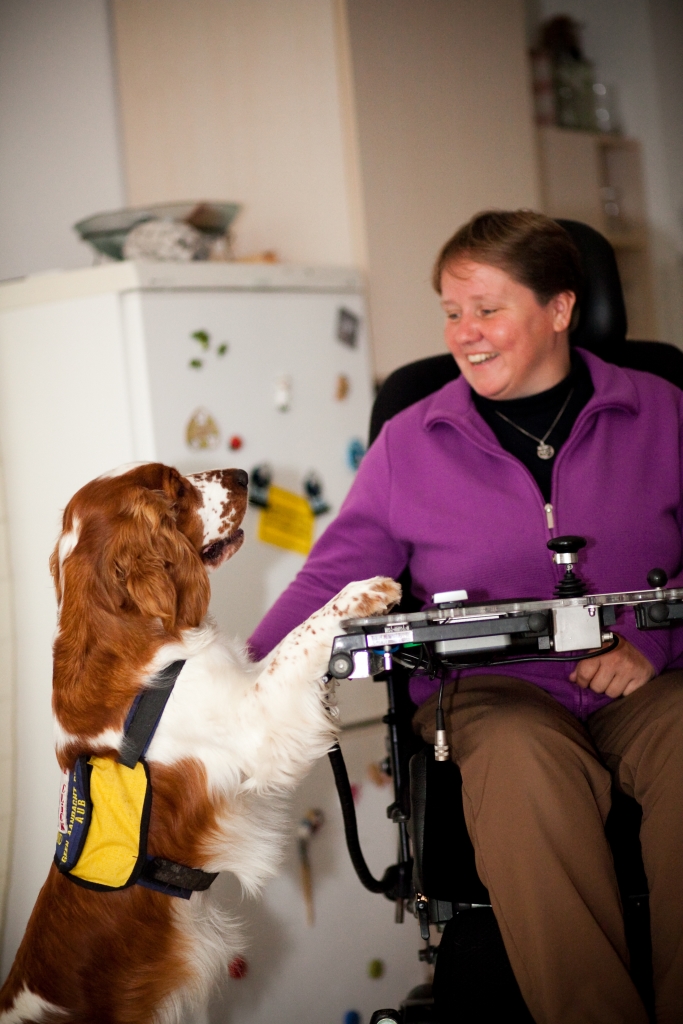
[534,0,683,348]
[0,0,125,281]
[649,0,683,251]
[0,0,125,942]
[0,476,13,950]
[346,0,541,379]
[111,0,364,269]
[649,0,683,345]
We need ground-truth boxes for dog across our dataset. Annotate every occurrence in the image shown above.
[0,462,400,1023]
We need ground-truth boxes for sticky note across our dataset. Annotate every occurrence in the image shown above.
[257,485,315,555]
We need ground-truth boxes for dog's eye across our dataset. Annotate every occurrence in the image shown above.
[176,484,186,500]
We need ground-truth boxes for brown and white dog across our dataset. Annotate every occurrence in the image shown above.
[0,462,399,1023]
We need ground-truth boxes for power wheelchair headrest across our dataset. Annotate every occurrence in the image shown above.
[556,219,628,354]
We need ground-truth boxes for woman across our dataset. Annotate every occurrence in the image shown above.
[249,211,683,1024]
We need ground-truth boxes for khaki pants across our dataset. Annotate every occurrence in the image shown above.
[413,672,683,1024]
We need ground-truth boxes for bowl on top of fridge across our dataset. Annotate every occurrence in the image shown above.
[74,201,241,261]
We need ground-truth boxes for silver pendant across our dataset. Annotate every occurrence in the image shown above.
[536,442,555,460]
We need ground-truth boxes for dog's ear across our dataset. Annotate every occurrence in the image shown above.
[50,505,77,607]
[49,541,62,605]
[104,488,210,633]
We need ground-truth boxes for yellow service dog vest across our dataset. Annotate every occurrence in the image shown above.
[56,755,151,890]
[54,660,218,898]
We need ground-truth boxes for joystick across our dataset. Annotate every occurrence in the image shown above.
[547,536,587,598]
[648,568,668,589]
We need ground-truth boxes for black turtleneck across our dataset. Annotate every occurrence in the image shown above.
[471,351,594,502]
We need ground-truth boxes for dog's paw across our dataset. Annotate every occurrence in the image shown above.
[329,577,401,621]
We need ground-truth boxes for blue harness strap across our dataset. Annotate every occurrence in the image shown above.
[118,660,186,768]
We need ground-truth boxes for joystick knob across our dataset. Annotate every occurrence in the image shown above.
[647,568,668,589]
[547,536,587,598]
[547,536,587,564]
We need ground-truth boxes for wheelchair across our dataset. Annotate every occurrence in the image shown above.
[328,221,683,1024]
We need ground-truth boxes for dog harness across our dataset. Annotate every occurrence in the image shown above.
[54,660,218,899]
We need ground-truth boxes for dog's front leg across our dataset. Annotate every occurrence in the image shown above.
[257,576,401,695]
[241,577,401,791]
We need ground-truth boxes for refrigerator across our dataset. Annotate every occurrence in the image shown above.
[0,261,424,1019]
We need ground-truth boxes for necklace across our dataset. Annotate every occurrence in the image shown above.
[494,388,575,460]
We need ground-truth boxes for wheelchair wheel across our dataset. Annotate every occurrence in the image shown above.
[328,651,354,678]
[401,983,438,1023]
[433,908,534,1022]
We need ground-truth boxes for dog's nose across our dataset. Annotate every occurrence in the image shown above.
[234,470,248,489]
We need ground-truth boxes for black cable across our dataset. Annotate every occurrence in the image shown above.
[500,634,620,664]
[394,635,619,674]
[442,634,620,671]
[328,744,391,894]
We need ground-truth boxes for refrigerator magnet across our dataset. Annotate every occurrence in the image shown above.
[335,374,350,401]
[336,308,360,348]
[191,329,210,350]
[346,438,366,471]
[257,486,314,555]
[186,409,220,450]
[274,376,292,412]
[248,464,272,508]
[303,472,331,516]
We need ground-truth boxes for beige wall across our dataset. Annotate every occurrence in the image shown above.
[0,476,13,947]
[0,0,125,281]
[346,0,541,378]
[111,0,363,267]
[0,0,124,944]
[536,0,683,347]
[111,0,540,378]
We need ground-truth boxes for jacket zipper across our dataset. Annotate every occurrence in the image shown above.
[544,502,555,530]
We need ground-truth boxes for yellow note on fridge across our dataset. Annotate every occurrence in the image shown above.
[258,485,315,555]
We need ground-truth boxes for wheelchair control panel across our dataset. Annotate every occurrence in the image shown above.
[328,537,683,683]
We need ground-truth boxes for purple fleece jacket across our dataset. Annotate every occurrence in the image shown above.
[248,350,683,720]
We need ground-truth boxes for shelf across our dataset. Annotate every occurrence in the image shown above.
[536,126,656,338]
[605,229,648,251]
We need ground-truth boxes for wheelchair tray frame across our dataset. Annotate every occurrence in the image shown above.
[329,585,683,678]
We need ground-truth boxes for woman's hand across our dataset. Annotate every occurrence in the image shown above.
[569,636,655,698]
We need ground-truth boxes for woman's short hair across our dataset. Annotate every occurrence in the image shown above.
[432,210,584,313]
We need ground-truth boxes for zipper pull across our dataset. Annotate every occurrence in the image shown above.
[544,503,554,529]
